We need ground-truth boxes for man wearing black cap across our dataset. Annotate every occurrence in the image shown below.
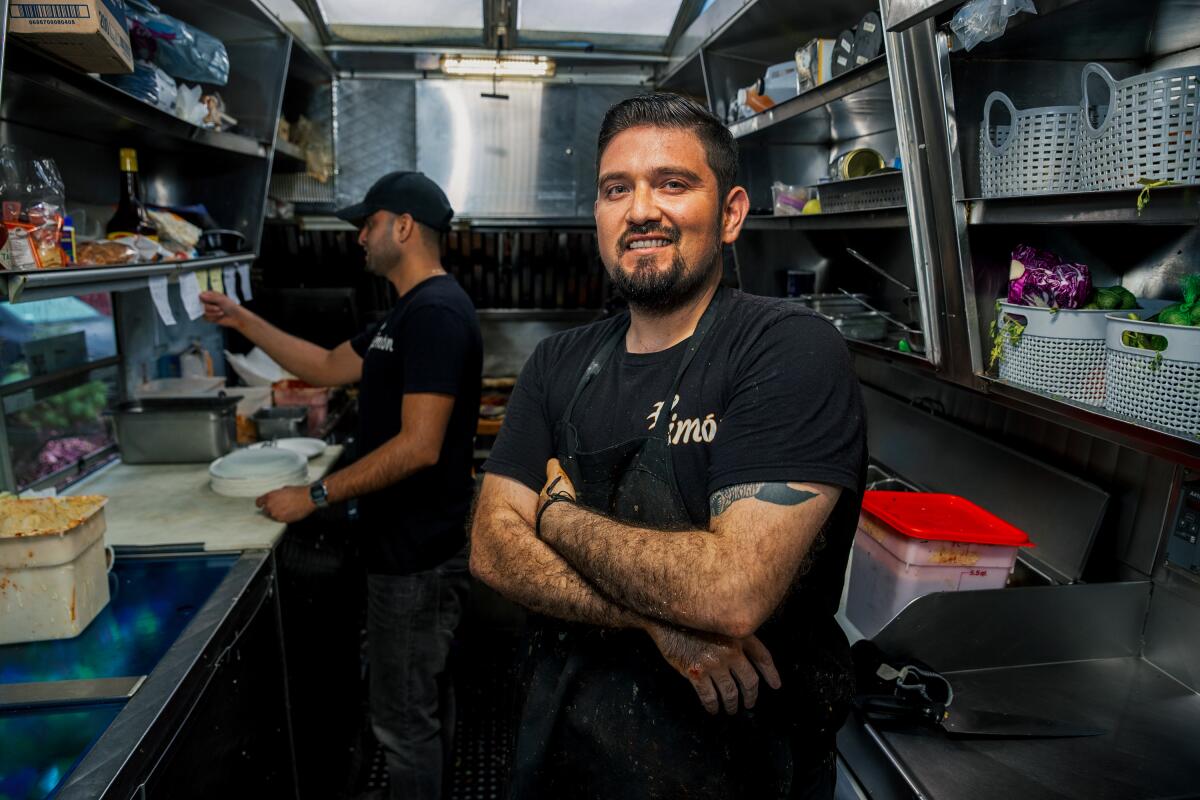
[201,171,482,800]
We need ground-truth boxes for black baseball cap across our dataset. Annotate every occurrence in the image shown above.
[334,171,454,232]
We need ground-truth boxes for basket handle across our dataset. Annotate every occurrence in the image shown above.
[1081,63,1117,135]
[982,92,1017,154]
[1112,326,1172,357]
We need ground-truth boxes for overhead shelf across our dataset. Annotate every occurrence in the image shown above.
[2,44,269,160]
[743,207,909,230]
[984,378,1200,469]
[273,140,305,163]
[847,338,935,368]
[728,58,890,140]
[963,185,1200,226]
[1,253,255,303]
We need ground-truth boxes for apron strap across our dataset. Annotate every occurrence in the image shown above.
[562,286,728,435]
[650,286,727,437]
[561,317,629,425]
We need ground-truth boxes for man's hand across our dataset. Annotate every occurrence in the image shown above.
[537,457,576,520]
[256,485,316,524]
[646,623,782,715]
[201,290,246,330]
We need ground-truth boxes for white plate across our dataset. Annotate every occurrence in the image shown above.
[250,438,327,459]
[211,470,308,498]
[210,448,306,480]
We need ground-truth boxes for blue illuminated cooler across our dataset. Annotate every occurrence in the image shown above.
[0,554,236,800]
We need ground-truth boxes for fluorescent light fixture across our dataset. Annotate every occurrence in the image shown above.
[318,0,482,28]
[516,0,683,36]
[441,55,556,78]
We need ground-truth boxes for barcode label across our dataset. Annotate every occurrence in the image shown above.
[11,3,92,19]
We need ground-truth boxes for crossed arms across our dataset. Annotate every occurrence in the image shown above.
[469,463,840,713]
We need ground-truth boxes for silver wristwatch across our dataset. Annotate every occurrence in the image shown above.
[309,480,330,509]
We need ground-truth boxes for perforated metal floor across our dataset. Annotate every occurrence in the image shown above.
[353,634,518,800]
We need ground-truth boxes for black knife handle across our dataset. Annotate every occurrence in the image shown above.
[855,694,946,727]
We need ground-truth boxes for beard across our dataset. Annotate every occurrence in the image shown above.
[609,224,722,315]
[364,240,401,277]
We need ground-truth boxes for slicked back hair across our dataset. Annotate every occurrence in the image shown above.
[596,92,738,202]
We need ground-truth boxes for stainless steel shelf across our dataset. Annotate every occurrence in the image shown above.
[1,253,256,303]
[984,378,1200,468]
[728,58,890,140]
[743,207,909,230]
[273,140,305,163]
[963,185,1200,225]
[3,43,269,159]
[847,337,935,369]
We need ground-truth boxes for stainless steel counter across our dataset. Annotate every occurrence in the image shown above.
[837,580,1200,800]
[867,657,1200,800]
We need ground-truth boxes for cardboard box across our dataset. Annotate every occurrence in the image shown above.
[9,0,134,74]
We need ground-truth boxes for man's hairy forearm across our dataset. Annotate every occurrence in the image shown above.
[539,502,723,631]
[233,310,341,387]
[471,503,646,631]
[324,434,433,503]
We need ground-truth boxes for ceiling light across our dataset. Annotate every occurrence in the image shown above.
[440,55,556,78]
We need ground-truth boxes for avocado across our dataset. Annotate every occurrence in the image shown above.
[1095,288,1122,310]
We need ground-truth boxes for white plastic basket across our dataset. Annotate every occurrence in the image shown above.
[996,302,1111,405]
[979,92,1081,197]
[1080,63,1200,191]
[997,299,1169,405]
[1105,314,1200,435]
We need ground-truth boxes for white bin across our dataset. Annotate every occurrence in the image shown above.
[0,497,112,645]
[845,492,1030,639]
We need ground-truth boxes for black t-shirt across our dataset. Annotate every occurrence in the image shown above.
[350,274,482,575]
[484,289,867,740]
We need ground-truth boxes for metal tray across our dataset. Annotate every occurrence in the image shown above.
[832,311,889,341]
[113,398,239,464]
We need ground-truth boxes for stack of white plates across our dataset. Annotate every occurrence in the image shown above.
[248,437,327,459]
[210,448,308,498]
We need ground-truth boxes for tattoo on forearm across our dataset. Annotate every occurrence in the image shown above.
[709,482,818,517]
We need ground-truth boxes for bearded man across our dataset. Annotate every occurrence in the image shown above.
[471,93,867,799]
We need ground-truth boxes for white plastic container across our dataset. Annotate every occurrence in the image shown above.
[0,497,112,644]
[845,492,1031,639]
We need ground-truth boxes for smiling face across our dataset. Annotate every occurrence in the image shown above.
[595,125,745,315]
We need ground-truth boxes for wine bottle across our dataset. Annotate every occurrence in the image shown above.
[106,148,158,241]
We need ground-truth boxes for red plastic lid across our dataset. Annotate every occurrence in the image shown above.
[861,491,1033,547]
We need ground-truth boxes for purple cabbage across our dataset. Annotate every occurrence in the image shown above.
[1006,245,1092,309]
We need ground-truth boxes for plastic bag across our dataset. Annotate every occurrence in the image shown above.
[174,82,207,125]
[103,60,177,113]
[125,0,230,86]
[0,146,66,271]
[950,0,1036,51]
[771,182,810,216]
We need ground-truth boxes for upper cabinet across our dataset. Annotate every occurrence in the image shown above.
[0,0,296,301]
[658,0,945,370]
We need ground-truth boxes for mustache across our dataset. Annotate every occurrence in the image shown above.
[618,223,680,252]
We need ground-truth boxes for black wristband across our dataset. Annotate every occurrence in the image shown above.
[536,494,575,539]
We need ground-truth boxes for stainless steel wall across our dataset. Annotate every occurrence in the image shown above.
[334,79,418,208]
[336,79,636,217]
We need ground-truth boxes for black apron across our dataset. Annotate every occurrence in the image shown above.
[509,289,818,799]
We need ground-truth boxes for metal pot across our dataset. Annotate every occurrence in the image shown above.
[253,406,308,440]
[196,229,247,256]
